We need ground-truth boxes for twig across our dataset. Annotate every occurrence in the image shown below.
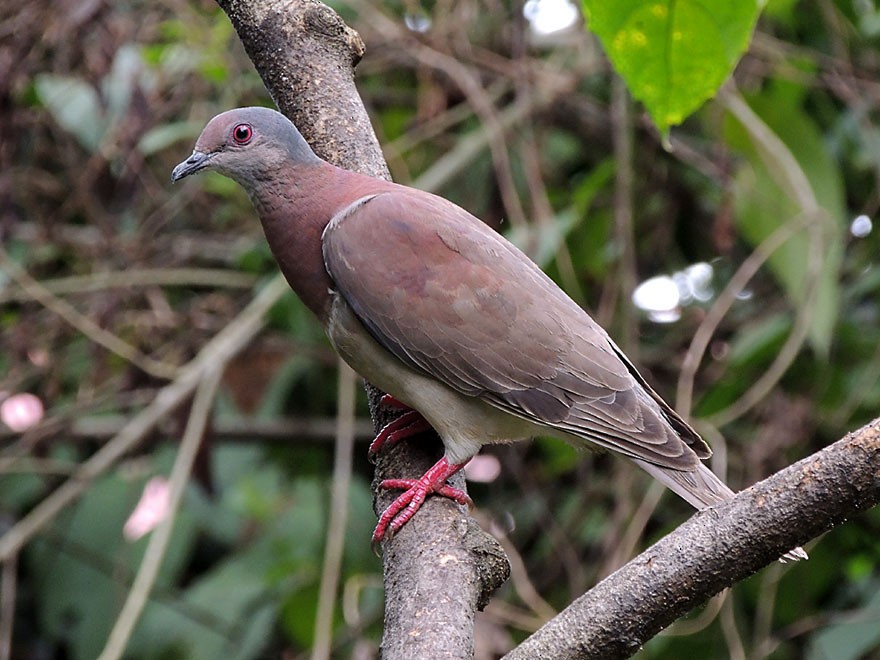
[311,361,357,660]
[599,480,664,577]
[0,554,15,660]
[675,215,812,418]
[382,78,511,161]
[719,87,819,213]
[0,415,374,447]
[517,126,585,302]
[0,274,289,561]
[412,93,548,195]
[749,562,784,660]
[0,248,179,380]
[677,86,831,422]
[483,599,549,634]
[663,591,726,637]
[0,456,79,475]
[0,267,256,303]
[97,364,223,660]
[719,595,747,660]
[610,75,637,354]
[707,222,822,427]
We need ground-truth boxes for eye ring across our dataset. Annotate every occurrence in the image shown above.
[232,123,253,145]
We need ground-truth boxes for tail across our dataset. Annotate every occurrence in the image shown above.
[632,458,808,562]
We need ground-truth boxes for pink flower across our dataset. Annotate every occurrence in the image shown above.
[123,477,172,541]
[463,454,501,483]
[0,392,45,432]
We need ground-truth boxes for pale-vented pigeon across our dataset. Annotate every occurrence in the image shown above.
[172,107,805,561]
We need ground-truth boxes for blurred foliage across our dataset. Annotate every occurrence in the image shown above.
[1,0,880,658]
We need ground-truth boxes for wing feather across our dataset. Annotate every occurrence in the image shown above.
[322,190,708,469]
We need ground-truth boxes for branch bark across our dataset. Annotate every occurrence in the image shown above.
[504,417,880,660]
[213,1,510,657]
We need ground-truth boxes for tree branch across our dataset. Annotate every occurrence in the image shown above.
[214,1,510,657]
[504,417,880,660]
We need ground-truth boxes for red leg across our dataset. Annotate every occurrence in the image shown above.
[379,393,409,409]
[372,457,472,545]
[368,409,432,459]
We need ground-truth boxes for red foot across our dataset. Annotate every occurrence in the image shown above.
[368,409,432,460]
[372,457,471,545]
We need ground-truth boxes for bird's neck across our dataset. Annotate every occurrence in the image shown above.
[248,162,395,324]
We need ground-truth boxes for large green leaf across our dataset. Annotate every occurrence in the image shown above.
[582,0,763,133]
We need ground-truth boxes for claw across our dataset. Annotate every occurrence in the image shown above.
[368,409,432,460]
[372,457,469,546]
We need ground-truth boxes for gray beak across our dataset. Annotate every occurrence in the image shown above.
[171,151,213,182]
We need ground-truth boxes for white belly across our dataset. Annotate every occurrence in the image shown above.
[326,292,541,464]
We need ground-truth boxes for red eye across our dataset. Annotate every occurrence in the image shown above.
[232,123,253,145]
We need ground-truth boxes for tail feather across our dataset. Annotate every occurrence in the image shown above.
[632,458,807,562]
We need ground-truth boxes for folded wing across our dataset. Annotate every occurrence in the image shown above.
[322,190,709,470]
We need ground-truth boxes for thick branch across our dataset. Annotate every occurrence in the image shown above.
[504,418,880,660]
[214,1,509,657]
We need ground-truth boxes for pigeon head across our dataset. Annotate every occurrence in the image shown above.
[171,107,321,187]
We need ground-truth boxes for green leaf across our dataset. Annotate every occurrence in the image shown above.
[807,581,880,660]
[34,74,106,152]
[582,0,763,133]
[101,44,143,124]
[138,120,204,156]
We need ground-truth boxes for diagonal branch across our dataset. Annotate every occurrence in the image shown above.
[97,364,224,660]
[503,418,880,660]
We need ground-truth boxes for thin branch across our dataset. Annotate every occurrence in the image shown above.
[0,267,256,303]
[0,415,374,448]
[610,75,637,354]
[719,87,819,214]
[478,514,557,622]
[311,361,357,660]
[598,480,664,577]
[663,591,726,637]
[382,78,512,163]
[749,562,785,660]
[719,596,747,660]
[0,456,79,476]
[517,126,585,302]
[97,365,223,660]
[412,92,550,195]
[0,554,15,660]
[675,215,812,418]
[0,248,179,381]
[677,85,833,421]
[351,0,529,228]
